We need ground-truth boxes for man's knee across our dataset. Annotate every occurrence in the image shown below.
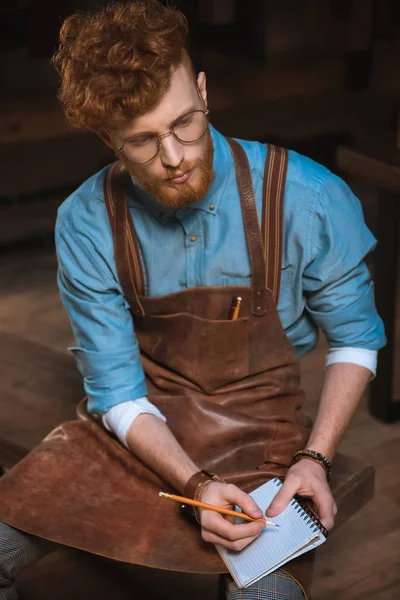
[225,568,307,599]
[0,522,55,583]
[0,523,25,584]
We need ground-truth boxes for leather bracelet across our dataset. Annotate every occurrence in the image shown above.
[192,479,215,524]
[184,470,223,500]
[290,449,332,482]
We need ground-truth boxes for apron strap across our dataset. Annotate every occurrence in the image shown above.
[226,137,267,316]
[261,145,289,304]
[103,162,146,316]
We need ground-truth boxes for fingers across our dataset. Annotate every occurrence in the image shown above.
[201,514,264,551]
[203,529,261,552]
[266,477,298,517]
[221,484,264,519]
[199,483,266,551]
[265,467,338,530]
[201,510,265,542]
[312,490,337,530]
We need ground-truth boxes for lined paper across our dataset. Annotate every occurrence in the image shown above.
[215,478,326,588]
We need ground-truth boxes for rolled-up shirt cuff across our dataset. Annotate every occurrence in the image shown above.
[102,398,167,448]
[70,345,148,415]
[325,347,377,376]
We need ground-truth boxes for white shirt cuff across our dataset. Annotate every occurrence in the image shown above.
[325,347,377,376]
[102,397,167,448]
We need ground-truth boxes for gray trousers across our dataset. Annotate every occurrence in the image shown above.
[0,522,306,599]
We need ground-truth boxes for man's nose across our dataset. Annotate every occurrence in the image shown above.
[159,134,184,169]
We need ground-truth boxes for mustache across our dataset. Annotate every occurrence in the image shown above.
[163,159,201,180]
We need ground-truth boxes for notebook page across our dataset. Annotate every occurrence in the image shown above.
[215,478,326,588]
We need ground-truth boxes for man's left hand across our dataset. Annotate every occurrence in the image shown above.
[265,459,337,530]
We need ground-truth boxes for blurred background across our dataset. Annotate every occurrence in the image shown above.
[0,1,399,599]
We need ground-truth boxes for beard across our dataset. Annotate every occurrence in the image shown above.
[122,131,215,208]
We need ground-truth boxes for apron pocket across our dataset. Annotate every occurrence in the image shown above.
[136,312,250,392]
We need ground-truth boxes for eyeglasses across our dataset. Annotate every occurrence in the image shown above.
[117,109,210,164]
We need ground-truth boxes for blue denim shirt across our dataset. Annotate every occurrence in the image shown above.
[56,126,386,414]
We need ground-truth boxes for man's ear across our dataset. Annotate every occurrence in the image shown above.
[197,71,208,108]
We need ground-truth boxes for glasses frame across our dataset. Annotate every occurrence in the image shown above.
[116,109,210,164]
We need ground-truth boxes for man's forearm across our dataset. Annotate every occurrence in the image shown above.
[306,362,372,461]
[126,413,199,494]
[126,413,268,552]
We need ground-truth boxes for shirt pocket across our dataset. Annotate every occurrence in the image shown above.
[220,265,293,287]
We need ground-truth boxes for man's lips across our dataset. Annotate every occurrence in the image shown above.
[166,169,193,184]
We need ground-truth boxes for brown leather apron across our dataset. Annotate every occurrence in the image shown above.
[0,139,313,591]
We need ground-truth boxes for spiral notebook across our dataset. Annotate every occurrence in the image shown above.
[215,477,327,589]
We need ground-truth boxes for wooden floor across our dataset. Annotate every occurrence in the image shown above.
[1,243,400,599]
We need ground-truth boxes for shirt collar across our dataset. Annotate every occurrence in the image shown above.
[127,126,233,222]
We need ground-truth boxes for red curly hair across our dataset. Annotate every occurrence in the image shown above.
[53,0,190,132]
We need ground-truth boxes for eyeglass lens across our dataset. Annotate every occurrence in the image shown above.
[122,110,208,163]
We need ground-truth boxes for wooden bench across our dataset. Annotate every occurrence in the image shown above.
[0,331,375,599]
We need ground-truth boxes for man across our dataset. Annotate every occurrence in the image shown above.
[0,1,385,599]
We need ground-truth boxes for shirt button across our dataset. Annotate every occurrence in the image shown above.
[209,204,215,210]
[190,235,198,242]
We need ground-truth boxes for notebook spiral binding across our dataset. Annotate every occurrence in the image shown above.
[272,477,328,538]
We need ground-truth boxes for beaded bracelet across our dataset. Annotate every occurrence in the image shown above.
[290,449,332,482]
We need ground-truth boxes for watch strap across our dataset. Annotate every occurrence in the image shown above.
[184,470,219,500]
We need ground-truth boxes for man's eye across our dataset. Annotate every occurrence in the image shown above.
[129,135,153,147]
[176,115,194,128]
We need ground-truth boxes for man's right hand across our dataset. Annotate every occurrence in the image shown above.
[199,482,265,551]
[124,414,265,551]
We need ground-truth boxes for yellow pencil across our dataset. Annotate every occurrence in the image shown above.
[228,296,242,320]
[159,492,279,527]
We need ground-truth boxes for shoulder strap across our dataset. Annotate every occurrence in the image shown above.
[226,138,267,316]
[261,145,288,304]
[103,162,146,316]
